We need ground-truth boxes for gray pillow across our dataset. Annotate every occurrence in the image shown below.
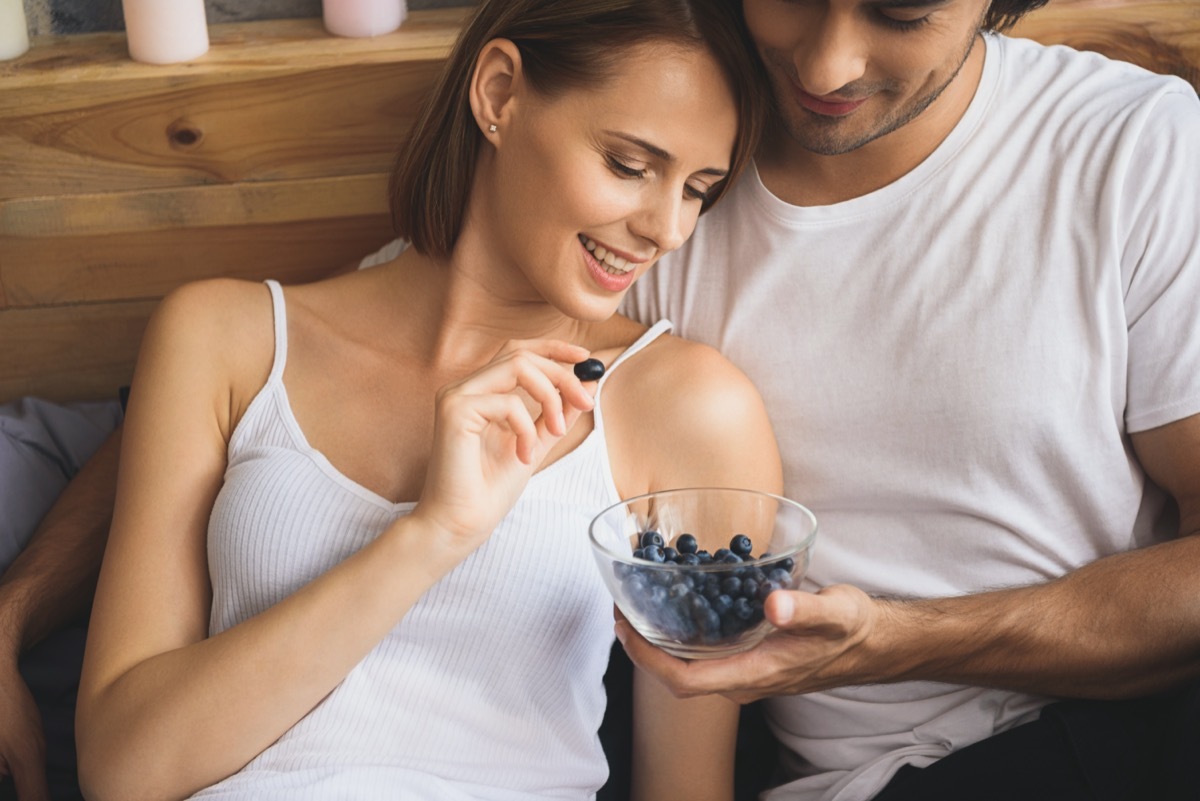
[0,397,122,573]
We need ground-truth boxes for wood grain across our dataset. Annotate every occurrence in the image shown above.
[1012,0,1200,90]
[1,1,1197,404]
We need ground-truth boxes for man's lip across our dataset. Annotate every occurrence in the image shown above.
[794,88,868,117]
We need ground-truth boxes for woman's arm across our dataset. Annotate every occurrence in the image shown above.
[610,336,785,800]
[76,279,597,801]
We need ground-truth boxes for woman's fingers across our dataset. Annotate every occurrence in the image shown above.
[442,342,597,440]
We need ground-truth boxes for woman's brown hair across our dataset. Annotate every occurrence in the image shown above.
[390,0,768,260]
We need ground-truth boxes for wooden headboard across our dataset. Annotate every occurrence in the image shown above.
[1,2,1198,404]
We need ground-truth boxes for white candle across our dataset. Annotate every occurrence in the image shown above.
[0,0,31,61]
[121,0,209,64]
[323,0,406,38]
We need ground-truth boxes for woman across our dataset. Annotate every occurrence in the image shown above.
[75,1,778,799]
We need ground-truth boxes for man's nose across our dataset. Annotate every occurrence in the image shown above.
[794,12,869,97]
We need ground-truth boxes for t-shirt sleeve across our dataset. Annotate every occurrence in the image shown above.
[1120,83,1200,432]
[357,238,408,270]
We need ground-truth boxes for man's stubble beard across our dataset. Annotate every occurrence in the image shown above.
[766,30,983,157]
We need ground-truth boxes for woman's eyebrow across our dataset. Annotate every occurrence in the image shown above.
[604,131,730,177]
[870,0,952,8]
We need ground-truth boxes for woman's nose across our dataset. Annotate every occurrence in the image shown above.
[631,189,689,256]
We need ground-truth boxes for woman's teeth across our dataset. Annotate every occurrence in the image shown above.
[580,235,631,274]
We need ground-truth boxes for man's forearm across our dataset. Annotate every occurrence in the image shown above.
[869,534,1200,699]
[0,426,122,655]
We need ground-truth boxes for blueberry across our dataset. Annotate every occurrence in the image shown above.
[713,548,731,561]
[642,545,665,563]
[779,557,795,573]
[742,578,760,600]
[640,530,665,549]
[697,608,723,642]
[696,550,713,564]
[632,547,645,560]
[767,567,791,586]
[648,569,674,586]
[731,597,754,621]
[678,553,701,566]
[662,546,679,563]
[712,594,734,616]
[573,358,606,382]
[720,576,742,596]
[625,573,649,596]
[721,553,743,565]
[668,582,691,600]
[675,533,698,554]
[730,534,753,558]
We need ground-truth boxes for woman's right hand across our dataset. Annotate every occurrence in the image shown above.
[412,339,598,554]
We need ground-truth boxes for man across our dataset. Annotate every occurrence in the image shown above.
[620,0,1200,799]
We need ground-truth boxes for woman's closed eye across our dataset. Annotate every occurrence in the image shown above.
[606,153,647,179]
[606,154,716,202]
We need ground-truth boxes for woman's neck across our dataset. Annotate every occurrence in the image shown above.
[385,245,596,373]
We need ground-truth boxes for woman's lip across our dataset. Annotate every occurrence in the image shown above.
[581,239,636,292]
[579,234,646,266]
[794,88,868,117]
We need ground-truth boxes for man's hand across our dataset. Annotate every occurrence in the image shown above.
[0,658,50,801]
[616,584,884,704]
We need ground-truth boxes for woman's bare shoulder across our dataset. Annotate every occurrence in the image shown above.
[141,278,276,431]
[603,334,782,495]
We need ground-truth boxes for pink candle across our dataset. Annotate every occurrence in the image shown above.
[121,0,209,64]
[323,0,407,38]
[0,0,31,61]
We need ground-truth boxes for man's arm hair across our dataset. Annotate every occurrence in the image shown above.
[0,425,122,655]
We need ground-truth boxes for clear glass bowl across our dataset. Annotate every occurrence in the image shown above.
[589,487,817,659]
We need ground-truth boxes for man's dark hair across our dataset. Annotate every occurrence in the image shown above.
[983,0,1051,32]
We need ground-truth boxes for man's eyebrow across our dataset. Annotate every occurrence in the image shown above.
[605,131,730,177]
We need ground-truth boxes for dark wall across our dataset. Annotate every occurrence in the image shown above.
[23,0,474,36]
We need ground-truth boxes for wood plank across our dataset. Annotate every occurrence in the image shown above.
[0,300,157,403]
[1012,0,1200,90]
[1,172,388,238]
[0,57,443,200]
[1,216,393,307]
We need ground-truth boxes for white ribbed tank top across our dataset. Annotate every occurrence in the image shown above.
[193,281,671,800]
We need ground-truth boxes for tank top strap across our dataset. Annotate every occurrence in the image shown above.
[262,279,289,386]
[592,319,673,435]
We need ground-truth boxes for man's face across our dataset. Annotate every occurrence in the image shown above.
[743,0,990,156]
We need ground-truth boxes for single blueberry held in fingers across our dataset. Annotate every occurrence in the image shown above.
[574,358,606,382]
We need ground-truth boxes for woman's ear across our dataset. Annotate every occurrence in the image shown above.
[470,38,523,141]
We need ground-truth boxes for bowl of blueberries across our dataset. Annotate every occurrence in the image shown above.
[589,487,817,660]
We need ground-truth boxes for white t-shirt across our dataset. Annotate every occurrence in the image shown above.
[624,33,1200,801]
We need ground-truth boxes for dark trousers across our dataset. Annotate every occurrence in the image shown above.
[872,680,1200,801]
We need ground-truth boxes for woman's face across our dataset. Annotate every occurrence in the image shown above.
[470,41,740,322]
